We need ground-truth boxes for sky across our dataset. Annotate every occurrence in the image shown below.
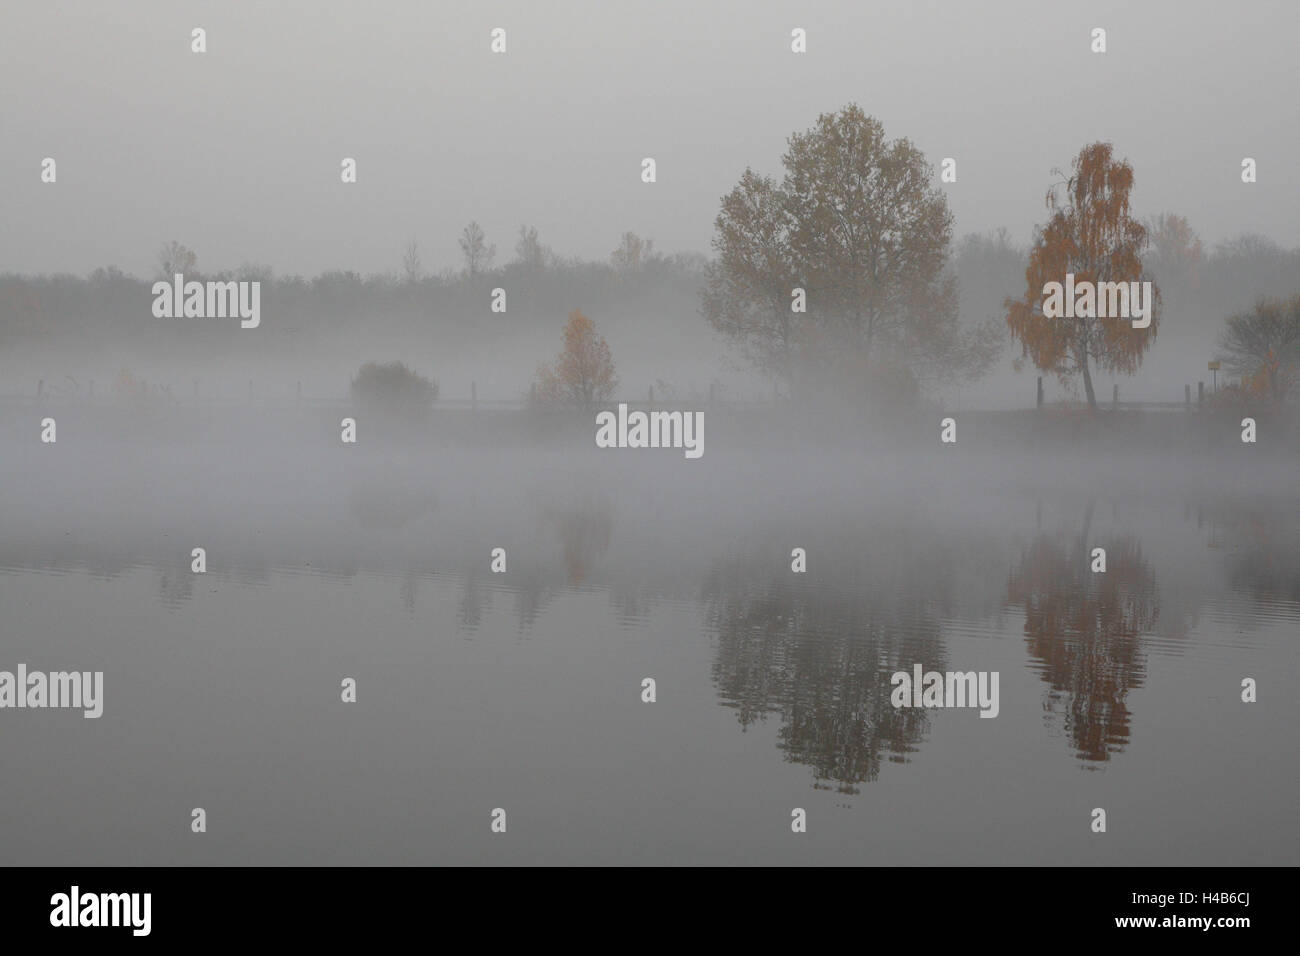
[2,0,1297,277]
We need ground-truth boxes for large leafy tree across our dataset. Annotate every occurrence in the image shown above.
[701,170,800,388]
[1006,143,1158,409]
[703,105,997,401]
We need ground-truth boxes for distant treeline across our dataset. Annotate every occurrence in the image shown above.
[3,226,1297,376]
[0,246,712,357]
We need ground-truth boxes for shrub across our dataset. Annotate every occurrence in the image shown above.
[350,361,438,415]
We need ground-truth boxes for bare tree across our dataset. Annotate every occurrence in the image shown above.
[157,241,197,278]
[610,231,655,274]
[514,225,551,270]
[401,240,423,284]
[458,222,495,278]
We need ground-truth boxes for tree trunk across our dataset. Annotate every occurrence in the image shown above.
[1080,358,1097,411]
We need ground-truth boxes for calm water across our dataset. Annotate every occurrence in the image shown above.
[1,430,1297,865]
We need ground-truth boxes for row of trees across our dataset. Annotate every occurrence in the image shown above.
[701,106,1152,410]
[703,104,1300,410]
[148,229,677,287]
[150,228,670,287]
[8,104,1298,410]
[404,224,664,283]
[462,287,1300,414]
[0,250,709,362]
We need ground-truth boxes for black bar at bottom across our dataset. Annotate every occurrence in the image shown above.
[0,866,1276,942]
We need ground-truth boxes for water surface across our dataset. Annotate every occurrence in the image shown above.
[1,430,1296,865]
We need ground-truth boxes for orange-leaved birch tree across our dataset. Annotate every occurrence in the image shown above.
[1006,143,1158,410]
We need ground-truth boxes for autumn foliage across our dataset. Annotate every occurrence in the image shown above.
[1007,522,1156,762]
[1215,294,1300,405]
[1006,142,1158,409]
[535,309,617,408]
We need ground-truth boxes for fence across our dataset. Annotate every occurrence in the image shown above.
[1,376,1234,413]
[2,379,768,411]
[1035,376,1222,412]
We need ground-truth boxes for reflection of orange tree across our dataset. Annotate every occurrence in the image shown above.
[1007,507,1158,762]
[551,498,611,587]
[115,368,143,402]
[455,495,615,634]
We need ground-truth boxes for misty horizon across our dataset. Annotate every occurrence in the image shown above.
[2,0,1298,279]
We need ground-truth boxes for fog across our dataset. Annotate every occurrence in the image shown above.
[2,0,1298,866]
[3,421,1298,863]
[4,0,1298,276]
[4,1,1299,409]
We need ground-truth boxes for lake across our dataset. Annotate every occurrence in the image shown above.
[1,413,1296,864]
